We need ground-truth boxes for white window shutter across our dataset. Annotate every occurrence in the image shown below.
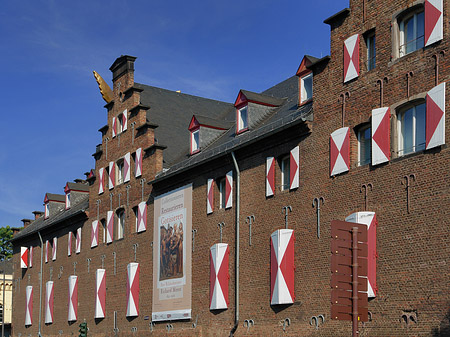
[425,0,443,47]
[330,127,350,176]
[266,157,275,197]
[137,201,147,233]
[98,168,105,194]
[126,263,140,317]
[76,228,81,254]
[107,211,114,243]
[29,246,33,268]
[124,152,131,182]
[343,34,360,83]
[112,117,117,138]
[225,171,233,209]
[207,179,214,214]
[109,161,115,189]
[45,240,49,263]
[91,220,99,248]
[289,147,299,190]
[426,82,446,149]
[122,109,128,131]
[21,247,28,269]
[135,148,142,177]
[52,237,57,261]
[371,107,391,165]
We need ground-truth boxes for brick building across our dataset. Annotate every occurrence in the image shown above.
[11,0,449,336]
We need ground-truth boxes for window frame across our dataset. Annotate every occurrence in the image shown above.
[218,178,226,209]
[101,219,106,244]
[300,72,313,103]
[365,31,376,71]
[237,106,249,133]
[116,209,125,240]
[116,159,124,185]
[396,5,424,58]
[396,101,426,156]
[357,124,372,166]
[65,192,71,209]
[280,155,290,191]
[190,129,200,154]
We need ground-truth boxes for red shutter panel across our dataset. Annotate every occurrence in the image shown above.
[122,109,128,131]
[98,167,105,194]
[21,247,28,269]
[210,243,229,310]
[371,107,391,165]
[266,157,275,197]
[225,171,233,209]
[426,82,446,149]
[330,127,350,176]
[45,281,54,324]
[68,276,78,321]
[126,263,140,317]
[289,146,299,190]
[425,0,443,47]
[45,240,49,263]
[95,269,106,319]
[135,148,142,177]
[107,211,114,243]
[207,178,214,214]
[25,286,33,326]
[68,233,72,256]
[343,34,360,83]
[91,220,99,248]
[52,237,57,261]
[137,201,147,233]
[124,152,131,182]
[76,228,81,254]
[112,117,117,137]
[109,161,115,189]
[29,246,33,268]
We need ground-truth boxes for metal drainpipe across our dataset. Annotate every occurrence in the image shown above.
[37,232,44,337]
[230,152,240,336]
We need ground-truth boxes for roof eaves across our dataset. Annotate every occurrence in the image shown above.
[323,8,350,25]
[307,56,331,70]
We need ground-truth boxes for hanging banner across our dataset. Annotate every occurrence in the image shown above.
[152,184,192,322]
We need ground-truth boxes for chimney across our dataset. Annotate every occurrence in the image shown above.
[21,219,32,228]
[109,55,137,90]
[32,211,44,220]
[11,227,21,237]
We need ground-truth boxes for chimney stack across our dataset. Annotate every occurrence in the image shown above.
[21,219,32,228]
[32,211,44,220]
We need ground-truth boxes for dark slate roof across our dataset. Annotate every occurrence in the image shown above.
[136,83,235,167]
[240,89,286,106]
[151,76,313,184]
[195,115,234,129]
[12,195,89,242]
[45,193,65,202]
[66,182,89,192]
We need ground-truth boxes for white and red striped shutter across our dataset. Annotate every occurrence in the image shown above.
[330,127,350,176]
[25,285,33,326]
[76,228,81,254]
[112,116,117,138]
[343,34,360,83]
[290,146,299,190]
[68,233,72,256]
[45,240,49,263]
[109,161,115,189]
[107,211,114,244]
[68,275,78,321]
[210,243,229,310]
[207,179,214,214]
[346,212,378,298]
[426,82,446,149]
[29,246,33,268]
[45,281,54,324]
[98,167,105,194]
[425,0,443,47]
[91,220,99,248]
[266,157,275,197]
[122,110,128,131]
[126,262,140,317]
[270,229,295,305]
[225,170,233,209]
[95,269,106,319]
[52,237,57,261]
[21,247,28,269]
[137,201,147,233]
[372,107,391,166]
[124,152,131,182]
[135,148,143,177]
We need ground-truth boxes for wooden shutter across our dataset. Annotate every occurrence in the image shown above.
[68,276,78,321]
[98,167,105,194]
[343,34,360,83]
[52,237,57,261]
[76,228,81,254]
[68,233,72,256]
[109,161,115,189]
[210,243,230,310]
[137,201,147,233]
[207,179,214,214]
[425,0,443,47]
[266,157,275,197]
[29,246,33,268]
[95,269,106,319]
[371,107,391,165]
[25,286,33,326]
[135,148,142,177]
[426,82,446,149]
[21,247,28,269]
[330,127,350,176]
[225,171,233,209]
[126,263,140,317]
[124,152,131,182]
[91,220,99,248]
[45,281,54,324]
[45,240,49,263]
[112,116,117,137]
[107,211,114,243]
[122,109,128,131]
[290,146,299,190]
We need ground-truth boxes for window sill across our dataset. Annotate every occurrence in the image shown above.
[388,47,423,67]
[236,127,249,135]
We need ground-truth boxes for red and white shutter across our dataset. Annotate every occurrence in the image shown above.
[210,243,229,310]
[426,82,446,149]
[95,269,106,319]
[126,262,140,317]
[346,212,378,298]
[270,229,295,305]
[330,127,350,176]
[25,285,33,326]
[98,167,105,194]
[91,220,99,248]
[76,228,81,254]
[225,170,233,209]
[207,179,214,214]
[45,281,54,324]
[137,201,147,233]
[122,110,128,131]
[343,34,360,83]
[372,107,391,166]
[290,146,299,190]
[45,240,49,263]
[107,211,114,243]
[135,148,143,177]
[124,152,131,182]
[266,157,275,197]
[109,161,115,189]
[112,116,117,138]
[68,275,78,321]
[68,233,72,256]
[29,246,33,268]
[425,0,443,47]
[21,247,28,269]
[52,237,57,261]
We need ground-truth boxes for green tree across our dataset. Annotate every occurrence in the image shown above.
[0,226,14,259]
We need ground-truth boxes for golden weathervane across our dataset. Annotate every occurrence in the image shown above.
[93,71,113,103]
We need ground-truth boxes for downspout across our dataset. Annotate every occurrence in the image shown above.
[230,152,240,336]
[37,232,44,337]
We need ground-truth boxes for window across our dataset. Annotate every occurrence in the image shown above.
[237,106,248,133]
[117,159,124,185]
[117,210,124,240]
[133,206,138,232]
[65,193,71,209]
[397,102,426,156]
[44,203,49,219]
[218,178,226,209]
[280,156,290,191]
[118,114,124,133]
[366,32,376,70]
[191,129,200,153]
[301,73,313,103]
[101,219,106,243]
[358,125,371,166]
[399,9,424,56]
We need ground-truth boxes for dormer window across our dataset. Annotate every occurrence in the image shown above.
[237,106,248,133]
[300,73,313,103]
[191,129,200,154]
[188,115,230,155]
[65,192,71,209]
[44,203,49,219]
[296,55,317,106]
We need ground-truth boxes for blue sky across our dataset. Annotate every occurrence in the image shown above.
[0,0,348,227]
